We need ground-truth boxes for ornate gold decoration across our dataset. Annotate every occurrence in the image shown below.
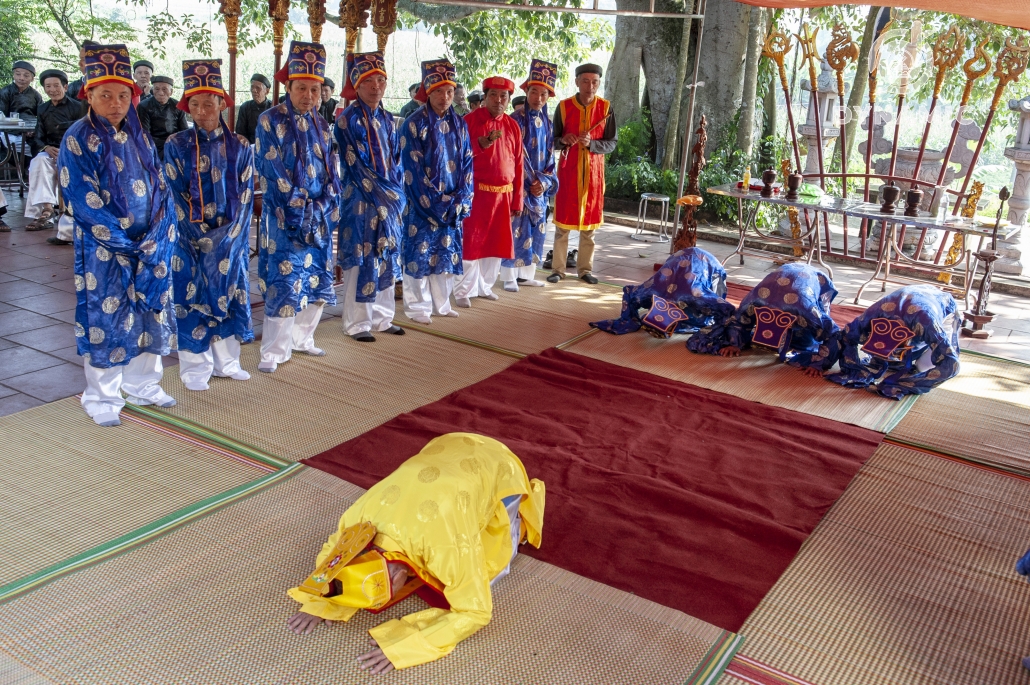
[219,0,242,53]
[930,25,965,98]
[788,207,803,257]
[308,0,326,43]
[340,0,371,54]
[990,35,1030,109]
[780,158,790,181]
[673,117,707,251]
[297,521,376,596]
[938,181,983,284]
[796,24,820,91]
[269,0,290,54]
[958,39,993,107]
[826,23,858,100]
[372,0,397,52]
[762,27,793,94]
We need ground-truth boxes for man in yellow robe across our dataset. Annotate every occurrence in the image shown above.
[287,433,545,673]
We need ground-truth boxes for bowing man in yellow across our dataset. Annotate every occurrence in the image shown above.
[287,433,545,674]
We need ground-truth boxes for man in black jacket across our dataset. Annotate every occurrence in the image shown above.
[25,69,83,231]
[318,77,339,124]
[137,75,188,159]
[235,73,272,144]
[0,60,43,158]
[66,40,101,102]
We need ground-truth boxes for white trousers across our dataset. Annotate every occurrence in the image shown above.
[81,353,166,420]
[25,152,58,219]
[341,266,396,335]
[454,258,501,299]
[402,273,455,318]
[179,337,244,388]
[56,213,74,241]
[499,264,537,283]
[260,302,324,364]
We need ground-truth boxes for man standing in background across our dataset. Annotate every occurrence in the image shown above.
[235,74,272,144]
[137,75,188,159]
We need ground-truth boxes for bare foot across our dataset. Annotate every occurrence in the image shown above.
[287,611,334,635]
[801,367,824,379]
[718,346,741,358]
[358,637,395,675]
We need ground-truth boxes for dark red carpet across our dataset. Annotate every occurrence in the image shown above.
[305,348,882,631]
[727,281,865,327]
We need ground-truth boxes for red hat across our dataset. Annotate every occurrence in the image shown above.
[481,76,515,95]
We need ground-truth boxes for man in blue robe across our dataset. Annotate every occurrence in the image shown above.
[500,59,559,292]
[826,285,960,399]
[335,52,408,342]
[592,247,734,335]
[399,59,473,325]
[255,41,340,373]
[165,59,254,391]
[59,44,177,426]
[687,263,841,375]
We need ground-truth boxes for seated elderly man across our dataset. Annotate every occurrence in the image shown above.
[24,69,84,231]
[826,285,960,399]
[593,247,734,336]
[687,262,841,376]
[287,433,545,674]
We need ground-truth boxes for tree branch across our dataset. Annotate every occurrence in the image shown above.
[21,53,78,69]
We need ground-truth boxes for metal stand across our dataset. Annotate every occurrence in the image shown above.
[631,193,670,243]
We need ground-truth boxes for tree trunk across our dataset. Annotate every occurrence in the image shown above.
[605,17,645,131]
[735,6,763,159]
[831,5,879,172]
[660,13,693,170]
[693,0,750,155]
[761,72,778,167]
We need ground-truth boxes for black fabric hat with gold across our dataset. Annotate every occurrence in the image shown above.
[39,69,68,87]
[575,63,603,78]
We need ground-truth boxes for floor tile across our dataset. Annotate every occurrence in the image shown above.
[0,392,45,417]
[45,308,77,324]
[2,322,75,352]
[46,345,83,365]
[0,383,18,399]
[0,302,17,314]
[0,278,57,301]
[1,362,84,402]
[0,272,20,284]
[0,337,17,351]
[0,309,58,337]
[0,254,56,273]
[4,241,76,263]
[6,290,78,315]
[7,264,75,285]
[0,344,64,380]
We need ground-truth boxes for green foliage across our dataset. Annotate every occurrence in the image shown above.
[605,159,679,201]
[611,109,653,166]
[140,10,212,60]
[698,129,783,228]
[0,0,32,78]
[22,0,136,69]
[423,2,613,89]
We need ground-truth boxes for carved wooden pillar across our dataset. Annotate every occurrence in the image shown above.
[372,0,397,53]
[308,0,326,43]
[340,0,371,55]
[220,0,241,130]
[269,0,290,103]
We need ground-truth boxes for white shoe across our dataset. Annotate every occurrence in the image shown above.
[408,314,433,325]
[440,310,460,318]
[456,297,472,308]
[504,281,519,292]
[215,369,251,381]
[258,361,278,373]
[125,392,176,408]
[295,347,326,357]
[92,412,121,427]
[522,278,546,287]
[480,290,499,300]
[183,381,210,391]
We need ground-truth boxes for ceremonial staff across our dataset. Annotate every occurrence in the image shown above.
[911,26,964,181]
[762,28,802,172]
[826,23,858,199]
[962,186,1009,339]
[797,24,826,187]
[885,21,922,180]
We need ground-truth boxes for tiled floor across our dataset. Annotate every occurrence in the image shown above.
[1,192,1028,417]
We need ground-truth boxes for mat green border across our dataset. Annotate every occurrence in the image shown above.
[123,403,292,470]
[0,463,305,605]
[399,323,527,359]
[960,347,1030,368]
[683,631,744,685]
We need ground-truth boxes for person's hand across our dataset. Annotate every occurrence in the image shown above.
[560,133,579,147]
[478,135,495,149]
[46,146,59,159]
[529,180,544,197]
[577,133,591,147]
[287,611,333,635]
[357,638,395,675]
[718,346,741,358]
[801,366,824,378]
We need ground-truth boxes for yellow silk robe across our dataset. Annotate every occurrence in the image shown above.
[288,433,545,669]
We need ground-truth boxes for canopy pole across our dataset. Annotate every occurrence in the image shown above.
[671,0,707,254]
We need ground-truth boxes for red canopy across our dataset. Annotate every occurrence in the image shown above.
[733,0,1030,31]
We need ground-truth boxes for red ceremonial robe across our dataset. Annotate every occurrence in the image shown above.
[554,95,610,232]
[463,107,524,260]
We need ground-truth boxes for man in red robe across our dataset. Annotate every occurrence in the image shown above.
[456,76,524,307]
[548,63,617,285]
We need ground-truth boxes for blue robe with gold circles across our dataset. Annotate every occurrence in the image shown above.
[592,248,734,335]
[399,104,473,279]
[687,263,841,371]
[255,100,340,318]
[827,285,960,399]
[164,124,255,354]
[59,110,177,369]
[335,99,407,301]
[502,105,558,271]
